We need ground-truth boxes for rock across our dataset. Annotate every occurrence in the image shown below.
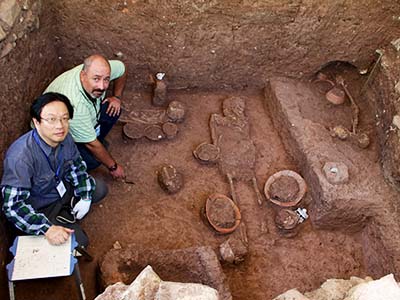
[114,51,123,58]
[0,0,21,28]
[395,82,400,95]
[94,282,128,300]
[305,278,360,300]
[99,245,232,300]
[274,275,400,300]
[113,241,122,250]
[392,114,400,129]
[273,289,310,300]
[155,281,219,300]
[95,265,219,300]
[344,274,400,300]
[0,42,14,59]
[391,38,400,52]
[121,265,161,300]
[322,162,349,185]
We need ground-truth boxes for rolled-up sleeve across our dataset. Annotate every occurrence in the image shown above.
[2,186,52,235]
[65,156,96,200]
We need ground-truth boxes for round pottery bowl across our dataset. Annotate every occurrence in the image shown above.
[264,170,307,207]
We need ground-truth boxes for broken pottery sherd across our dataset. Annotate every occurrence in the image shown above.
[157,165,183,194]
[323,162,349,185]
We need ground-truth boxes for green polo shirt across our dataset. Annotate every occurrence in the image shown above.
[44,60,125,143]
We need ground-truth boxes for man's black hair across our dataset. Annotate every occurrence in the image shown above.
[30,92,74,122]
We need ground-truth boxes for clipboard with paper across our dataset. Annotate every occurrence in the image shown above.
[6,234,78,281]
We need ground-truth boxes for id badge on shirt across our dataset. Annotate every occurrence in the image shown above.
[56,180,67,197]
[95,124,101,137]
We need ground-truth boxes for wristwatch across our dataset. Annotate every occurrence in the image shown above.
[114,95,121,100]
[108,162,118,172]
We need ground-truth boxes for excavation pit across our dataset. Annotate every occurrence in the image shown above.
[1,2,400,300]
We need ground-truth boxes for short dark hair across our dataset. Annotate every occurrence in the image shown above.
[30,92,74,122]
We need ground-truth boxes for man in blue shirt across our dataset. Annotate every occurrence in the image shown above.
[1,93,107,246]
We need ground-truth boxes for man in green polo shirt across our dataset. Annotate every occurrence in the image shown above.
[44,54,126,179]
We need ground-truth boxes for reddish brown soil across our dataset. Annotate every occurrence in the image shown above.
[11,87,366,300]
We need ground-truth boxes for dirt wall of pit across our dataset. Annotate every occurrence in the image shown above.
[367,44,400,191]
[0,1,62,298]
[0,0,400,298]
[53,0,400,90]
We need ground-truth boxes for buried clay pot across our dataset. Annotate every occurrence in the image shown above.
[205,193,241,234]
[162,122,178,139]
[274,208,301,238]
[144,125,165,141]
[355,132,370,149]
[157,165,183,194]
[123,122,145,140]
[167,101,185,123]
[264,170,307,207]
[326,86,346,105]
[193,143,220,164]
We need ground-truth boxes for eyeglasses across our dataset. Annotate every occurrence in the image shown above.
[41,116,70,125]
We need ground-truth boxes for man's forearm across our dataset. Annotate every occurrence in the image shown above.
[85,139,117,169]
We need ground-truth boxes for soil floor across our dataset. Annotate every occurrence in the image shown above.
[12,85,367,299]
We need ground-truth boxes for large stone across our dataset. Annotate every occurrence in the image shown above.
[305,277,368,300]
[95,265,219,300]
[0,0,21,27]
[273,289,309,300]
[344,274,400,300]
[99,245,232,300]
[121,265,161,300]
[155,281,219,300]
[95,282,128,300]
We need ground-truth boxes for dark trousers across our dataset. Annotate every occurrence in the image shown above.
[76,101,120,171]
[36,177,108,247]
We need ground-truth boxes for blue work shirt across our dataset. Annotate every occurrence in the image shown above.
[1,129,80,209]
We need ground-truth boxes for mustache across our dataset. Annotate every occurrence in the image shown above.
[93,89,105,93]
